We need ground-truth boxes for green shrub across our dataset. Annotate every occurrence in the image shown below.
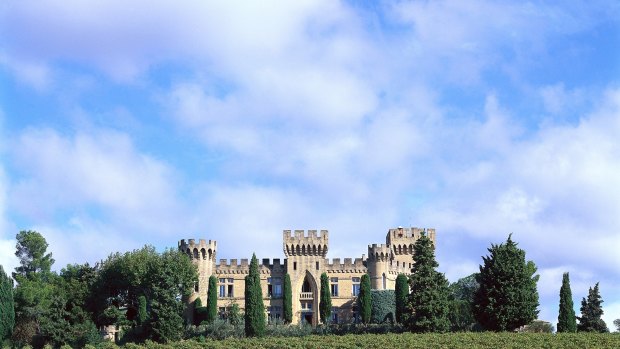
[370,290,395,324]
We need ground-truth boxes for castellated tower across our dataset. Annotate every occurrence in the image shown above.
[386,227,436,270]
[366,244,391,290]
[282,229,328,326]
[178,238,217,305]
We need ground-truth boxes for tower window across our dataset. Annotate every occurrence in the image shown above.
[316,261,319,270]
[294,262,297,270]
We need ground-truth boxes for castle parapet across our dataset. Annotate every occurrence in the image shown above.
[283,229,329,257]
[179,238,217,260]
[216,258,285,274]
[326,257,366,273]
[367,244,391,262]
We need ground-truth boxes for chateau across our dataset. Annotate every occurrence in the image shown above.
[179,226,435,326]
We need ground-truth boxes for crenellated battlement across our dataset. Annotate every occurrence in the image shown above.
[325,257,367,273]
[179,238,217,260]
[215,258,286,275]
[367,243,391,262]
[386,227,435,254]
[283,229,329,257]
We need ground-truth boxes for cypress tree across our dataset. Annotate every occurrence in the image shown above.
[473,234,539,331]
[206,275,218,324]
[138,295,148,325]
[578,282,609,332]
[244,254,265,337]
[395,274,409,324]
[0,265,15,341]
[358,274,372,324]
[283,274,292,324]
[319,273,332,324]
[557,272,577,332]
[407,232,450,333]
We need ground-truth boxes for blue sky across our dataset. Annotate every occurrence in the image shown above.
[1,0,619,329]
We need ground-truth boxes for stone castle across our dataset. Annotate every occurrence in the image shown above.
[178,226,435,325]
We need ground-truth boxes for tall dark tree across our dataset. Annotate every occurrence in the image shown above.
[206,275,218,324]
[319,273,332,324]
[244,253,265,337]
[0,265,15,341]
[283,274,292,324]
[407,232,450,333]
[578,282,609,332]
[395,274,408,324]
[557,272,577,333]
[358,274,372,324]
[473,235,539,331]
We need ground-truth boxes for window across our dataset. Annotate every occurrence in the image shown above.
[316,261,319,270]
[267,277,282,298]
[294,261,297,270]
[352,277,360,296]
[331,307,339,324]
[194,282,199,292]
[219,278,234,298]
[330,277,338,297]
[301,301,312,311]
[382,273,386,290]
[268,306,282,322]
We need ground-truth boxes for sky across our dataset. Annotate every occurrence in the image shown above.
[1,0,619,330]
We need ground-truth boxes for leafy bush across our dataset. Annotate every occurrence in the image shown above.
[370,290,395,324]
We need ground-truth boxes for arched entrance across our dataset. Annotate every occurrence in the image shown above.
[299,272,317,325]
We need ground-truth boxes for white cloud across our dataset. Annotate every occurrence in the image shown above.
[10,127,186,237]
[0,54,52,91]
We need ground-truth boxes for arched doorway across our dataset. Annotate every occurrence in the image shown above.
[299,274,316,325]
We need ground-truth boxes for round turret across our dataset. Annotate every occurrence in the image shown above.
[179,238,217,305]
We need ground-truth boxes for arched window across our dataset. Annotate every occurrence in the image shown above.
[382,273,386,290]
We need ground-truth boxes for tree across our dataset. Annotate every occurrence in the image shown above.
[358,274,371,324]
[448,273,479,331]
[147,249,196,342]
[283,274,292,324]
[407,232,450,333]
[92,246,196,343]
[319,273,332,324]
[370,290,395,324]
[557,272,577,333]
[473,235,539,331]
[206,275,218,324]
[578,282,609,332]
[395,274,408,324]
[614,319,620,332]
[244,253,265,337]
[0,265,15,341]
[13,230,55,281]
[138,295,148,326]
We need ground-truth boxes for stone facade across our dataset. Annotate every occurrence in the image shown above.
[179,226,435,326]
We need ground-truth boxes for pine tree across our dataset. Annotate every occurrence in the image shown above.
[319,273,332,324]
[244,253,265,337]
[358,274,372,324]
[473,234,539,331]
[578,282,609,332]
[206,275,218,324]
[557,272,577,332]
[407,232,450,333]
[395,274,408,324]
[283,274,292,324]
[0,265,15,341]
